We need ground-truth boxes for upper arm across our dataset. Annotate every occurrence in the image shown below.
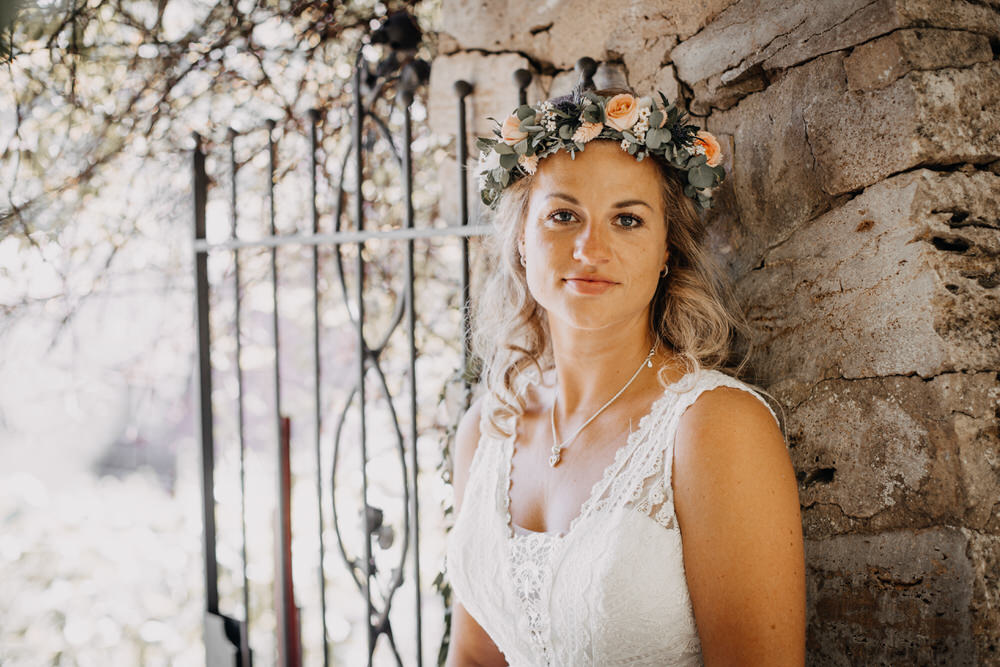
[672,387,806,666]
[451,396,484,517]
[446,397,508,667]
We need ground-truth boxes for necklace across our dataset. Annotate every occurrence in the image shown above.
[548,343,657,467]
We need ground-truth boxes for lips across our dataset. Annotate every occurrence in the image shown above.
[563,275,618,295]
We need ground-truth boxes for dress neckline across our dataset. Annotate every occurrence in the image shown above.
[503,367,698,541]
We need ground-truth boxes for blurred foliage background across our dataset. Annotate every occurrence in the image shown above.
[0,0,471,664]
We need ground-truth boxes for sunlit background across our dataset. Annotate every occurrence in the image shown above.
[0,1,467,664]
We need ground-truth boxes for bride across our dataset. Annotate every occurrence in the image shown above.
[445,85,805,666]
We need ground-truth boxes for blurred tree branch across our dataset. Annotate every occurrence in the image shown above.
[0,0,443,347]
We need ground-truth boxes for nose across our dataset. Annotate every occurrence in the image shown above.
[572,221,610,265]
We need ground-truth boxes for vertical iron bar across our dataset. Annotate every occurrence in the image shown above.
[267,119,296,667]
[354,60,376,666]
[277,417,301,666]
[308,108,331,667]
[453,81,473,408]
[193,132,219,616]
[515,68,530,106]
[400,85,423,667]
[230,127,253,667]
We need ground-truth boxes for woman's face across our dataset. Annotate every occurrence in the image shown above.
[520,140,669,333]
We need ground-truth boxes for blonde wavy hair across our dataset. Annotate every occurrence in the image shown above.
[472,88,757,438]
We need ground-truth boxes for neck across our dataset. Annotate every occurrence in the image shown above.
[547,313,657,417]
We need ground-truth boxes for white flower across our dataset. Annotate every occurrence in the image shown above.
[572,121,603,143]
[518,153,539,175]
[477,149,501,174]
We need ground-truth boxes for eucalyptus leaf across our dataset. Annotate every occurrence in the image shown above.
[558,123,573,139]
[513,139,528,155]
[649,111,663,129]
[499,169,510,186]
[494,142,513,155]
[521,124,544,132]
[622,131,637,143]
[516,104,535,120]
[646,131,662,150]
[688,166,715,189]
[499,152,518,169]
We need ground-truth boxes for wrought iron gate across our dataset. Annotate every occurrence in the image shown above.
[188,14,542,666]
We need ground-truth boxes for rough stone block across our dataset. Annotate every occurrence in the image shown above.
[620,34,677,94]
[844,28,993,92]
[708,53,1000,276]
[438,0,735,70]
[804,60,1000,196]
[785,372,1000,537]
[737,168,1000,403]
[806,528,976,664]
[966,529,1000,663]
[673,0,1000,113]
[707,53,846,260]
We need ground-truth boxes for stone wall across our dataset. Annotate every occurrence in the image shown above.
[429,0,1000,663]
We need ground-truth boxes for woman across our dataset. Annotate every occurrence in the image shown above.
[445,85,805,666]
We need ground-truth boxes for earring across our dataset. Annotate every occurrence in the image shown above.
[660,265,669,277]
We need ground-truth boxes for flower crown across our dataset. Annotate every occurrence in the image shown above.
[475,88,725,211]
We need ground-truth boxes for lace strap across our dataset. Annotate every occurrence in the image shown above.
[670,370,780,431]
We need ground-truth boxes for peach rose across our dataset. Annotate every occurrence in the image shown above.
[694,130,722,167]
[572,121,603,143]
[604,93,639,132]
[501,113,529,145]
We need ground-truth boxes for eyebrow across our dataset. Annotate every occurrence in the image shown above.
[545,192,653,211]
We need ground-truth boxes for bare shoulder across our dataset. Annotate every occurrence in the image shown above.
[452,395,486,514]
[675,378,785,458]
[672,376,806,665]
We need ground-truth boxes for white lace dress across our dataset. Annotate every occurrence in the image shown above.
[445,367,781,666]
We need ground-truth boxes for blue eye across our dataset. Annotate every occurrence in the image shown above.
[617,214,644,229]
[548,210,576,223]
